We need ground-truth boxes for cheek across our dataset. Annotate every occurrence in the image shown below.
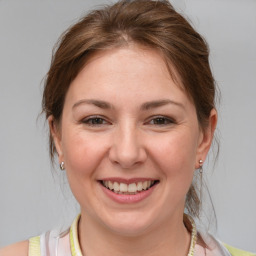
[61,129,108,182]
[60,129,111,210]
[149,130,198,185]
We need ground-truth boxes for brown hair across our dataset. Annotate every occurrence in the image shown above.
[42,0,217,219]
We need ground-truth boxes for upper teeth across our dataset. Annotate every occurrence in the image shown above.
[102,181,154,193]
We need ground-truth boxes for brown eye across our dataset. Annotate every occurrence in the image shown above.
[148,116,174,125]
[82,116,108,126]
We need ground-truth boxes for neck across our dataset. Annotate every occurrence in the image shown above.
[78,212,191,256]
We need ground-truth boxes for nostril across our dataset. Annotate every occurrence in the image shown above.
[109,144,147,169]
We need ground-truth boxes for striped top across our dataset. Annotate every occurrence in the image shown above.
[28,215,255,256]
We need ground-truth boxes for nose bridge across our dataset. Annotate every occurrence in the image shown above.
[109,119,146,168]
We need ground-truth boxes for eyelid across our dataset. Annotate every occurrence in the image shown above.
[80,115,175,127]
[145,115,176,125]
[81,115,111,126]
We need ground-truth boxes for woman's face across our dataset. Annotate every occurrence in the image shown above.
[51,45,215,235]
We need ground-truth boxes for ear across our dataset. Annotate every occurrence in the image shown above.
[48,115,64,163]
[195,108,218,169]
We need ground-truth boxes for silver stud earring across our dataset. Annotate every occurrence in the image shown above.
[199,159,203,173]
[60,161,65,171]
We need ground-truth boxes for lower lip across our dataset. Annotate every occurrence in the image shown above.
[100,183,158,204]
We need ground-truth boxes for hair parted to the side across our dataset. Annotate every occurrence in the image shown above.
[42,0,217,220]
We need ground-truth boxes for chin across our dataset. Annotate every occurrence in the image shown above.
[100,211,158,237]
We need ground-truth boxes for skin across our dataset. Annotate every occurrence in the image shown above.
[51,45,217,256]
[0,45,217,255]
[0,241,28,256]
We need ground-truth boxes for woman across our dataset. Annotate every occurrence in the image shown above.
[1,0,254,255]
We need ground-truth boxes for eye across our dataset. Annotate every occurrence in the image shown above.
[147,116,175,126]
[82,116,110,126]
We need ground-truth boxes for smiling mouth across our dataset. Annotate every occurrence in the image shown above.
[100,180,159,195]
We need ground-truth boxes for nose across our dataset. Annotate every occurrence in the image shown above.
[109,124,147,169]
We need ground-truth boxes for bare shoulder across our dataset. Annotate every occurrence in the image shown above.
[0,240,29,256]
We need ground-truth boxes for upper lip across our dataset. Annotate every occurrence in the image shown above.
[99,177,159,184]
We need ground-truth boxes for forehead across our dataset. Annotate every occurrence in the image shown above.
[65,45,192,110]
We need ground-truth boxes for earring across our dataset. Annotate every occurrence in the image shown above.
[60,161,65,171]
[199,159,203,173]
[198,160,204,210]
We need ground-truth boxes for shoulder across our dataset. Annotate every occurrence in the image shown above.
[0,240,29,256]
[198,232,255,256]
[223,243,256,256]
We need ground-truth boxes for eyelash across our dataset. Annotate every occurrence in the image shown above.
[81,115,175,127]
[81,116,110,126]
[146,116,175,126]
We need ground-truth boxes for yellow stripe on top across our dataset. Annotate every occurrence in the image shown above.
[224,243,256,256]
[29,236,41,256]
[70,214,83,256]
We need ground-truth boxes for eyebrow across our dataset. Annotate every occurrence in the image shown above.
[72,98,184,110]
[72,99,113,110]
[140,99,184,110]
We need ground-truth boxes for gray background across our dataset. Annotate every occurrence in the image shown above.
[0,0,255,251]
